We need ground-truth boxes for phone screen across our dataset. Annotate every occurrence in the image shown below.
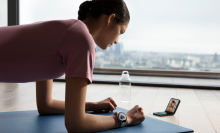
[155,112,168,115]
[165,98,180,113]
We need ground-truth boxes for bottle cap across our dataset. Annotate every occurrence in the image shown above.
[121,71,130,79]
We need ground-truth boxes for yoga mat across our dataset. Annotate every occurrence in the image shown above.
[0,107,193,133]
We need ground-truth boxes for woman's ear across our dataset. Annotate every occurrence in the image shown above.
[107,13,116,26]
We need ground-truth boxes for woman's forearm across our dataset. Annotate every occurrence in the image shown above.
[83,114,121,132]
[85,102,97,112]
[68,113,121,132]
[38,99,96,115]
[48,101,122,132]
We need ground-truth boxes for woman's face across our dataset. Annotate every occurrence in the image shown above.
[171,101,176,107]
[96,14,129,50]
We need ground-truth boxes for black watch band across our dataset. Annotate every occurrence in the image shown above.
[114,111,127,127]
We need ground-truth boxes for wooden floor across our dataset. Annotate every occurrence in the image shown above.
[1,81,220,133]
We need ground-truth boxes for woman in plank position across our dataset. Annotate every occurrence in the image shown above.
[0,0,145,132]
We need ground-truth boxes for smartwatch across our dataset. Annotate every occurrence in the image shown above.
[113,111,127,127]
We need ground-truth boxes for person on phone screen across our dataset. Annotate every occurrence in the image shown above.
[0,0,146,132]
[166,99,176,112]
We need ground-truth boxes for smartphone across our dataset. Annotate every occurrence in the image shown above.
[153,98,181,116]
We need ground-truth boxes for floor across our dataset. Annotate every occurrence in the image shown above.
[57,74,220,89]
[0,81,220,133]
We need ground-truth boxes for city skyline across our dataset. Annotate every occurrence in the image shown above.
[95,42,220,72]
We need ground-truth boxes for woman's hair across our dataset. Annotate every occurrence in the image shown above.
[78,0,130,24]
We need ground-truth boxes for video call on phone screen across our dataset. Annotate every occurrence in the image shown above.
[165,99,179,112]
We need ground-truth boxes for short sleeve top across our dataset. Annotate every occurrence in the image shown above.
[0,19,96,84]
[57,20,96,84]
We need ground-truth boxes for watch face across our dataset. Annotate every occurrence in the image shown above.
[118,112,127,122]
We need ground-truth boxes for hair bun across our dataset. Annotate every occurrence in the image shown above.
[78,1,94,21]
[77,0,130,24]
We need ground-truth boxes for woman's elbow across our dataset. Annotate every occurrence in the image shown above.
[37,108,49,116]
[65,117,86,133]
[37,103,51,115]
[65,123,77,133]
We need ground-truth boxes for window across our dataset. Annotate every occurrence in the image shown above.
[0,0,7,27]
[19,0,220,73]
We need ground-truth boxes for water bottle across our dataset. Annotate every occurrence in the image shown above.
[119,71,131,103]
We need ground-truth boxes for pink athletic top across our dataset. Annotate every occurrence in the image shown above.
[0,19,96,84]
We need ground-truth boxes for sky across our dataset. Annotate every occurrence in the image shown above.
[1,0,220,54]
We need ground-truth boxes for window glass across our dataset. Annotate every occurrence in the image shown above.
[0,0,7,27]
[20,0,220,72]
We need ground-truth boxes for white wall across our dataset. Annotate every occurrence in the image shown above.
[0,0,7,27]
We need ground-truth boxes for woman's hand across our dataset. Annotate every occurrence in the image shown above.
[125,105,145,126]
[93,97,117,113]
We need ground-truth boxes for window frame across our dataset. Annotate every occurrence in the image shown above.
[8,0,19,26]
[94,68,220,79]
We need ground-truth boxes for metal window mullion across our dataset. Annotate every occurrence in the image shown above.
[8,0,19,26]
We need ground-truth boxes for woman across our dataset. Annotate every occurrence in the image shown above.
[0,0,145,132]
[167,99,176,112]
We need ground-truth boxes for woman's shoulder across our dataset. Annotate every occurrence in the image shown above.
[69,19,91,37]
[33,19,78,29]
[67,20,95,50]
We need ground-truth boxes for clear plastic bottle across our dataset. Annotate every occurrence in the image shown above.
[119,71,131,103]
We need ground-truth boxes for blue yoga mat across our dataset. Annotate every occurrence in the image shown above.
[0,107,193,133]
